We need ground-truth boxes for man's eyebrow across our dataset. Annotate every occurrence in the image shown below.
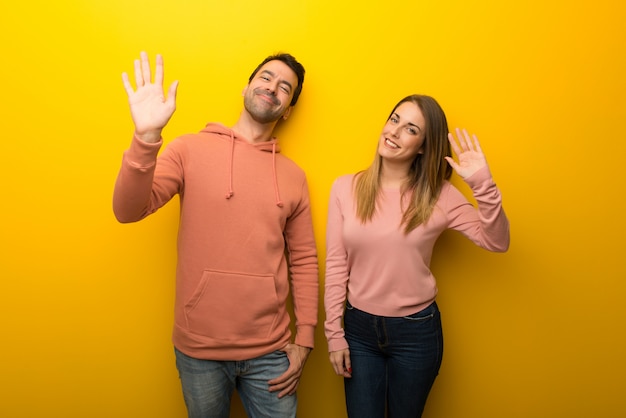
[260,69,293,91]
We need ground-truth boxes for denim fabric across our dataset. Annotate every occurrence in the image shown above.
[174,348,296,418]
[343,301,443,418]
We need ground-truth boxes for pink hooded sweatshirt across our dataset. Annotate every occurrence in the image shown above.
[113,123,319,360]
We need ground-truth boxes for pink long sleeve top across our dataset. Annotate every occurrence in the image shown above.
[324,167,509,352]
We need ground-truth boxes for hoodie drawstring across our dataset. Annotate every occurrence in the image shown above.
[272,143,284,207]
[223,129,283,208]
[225,130,235,199]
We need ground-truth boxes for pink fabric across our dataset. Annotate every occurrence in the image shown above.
[114,123,318,360]
[324,167,509,352]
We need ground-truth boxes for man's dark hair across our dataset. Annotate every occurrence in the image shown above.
[248,53,305,106]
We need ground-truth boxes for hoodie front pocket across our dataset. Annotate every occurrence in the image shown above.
[184,269,280,342]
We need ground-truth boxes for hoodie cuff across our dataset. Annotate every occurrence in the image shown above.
[294,325,316,349]
[125,134,163,168]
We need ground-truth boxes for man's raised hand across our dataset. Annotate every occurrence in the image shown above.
[121,52,178,143]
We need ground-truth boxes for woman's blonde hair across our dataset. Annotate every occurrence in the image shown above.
[354,94,452,233]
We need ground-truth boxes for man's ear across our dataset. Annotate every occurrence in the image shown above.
[242,85,248,96]
[282,106,293,120]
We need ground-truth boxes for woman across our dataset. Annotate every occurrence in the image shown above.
[324,94,510,417]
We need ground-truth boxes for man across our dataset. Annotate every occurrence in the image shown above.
[113,52,318,418]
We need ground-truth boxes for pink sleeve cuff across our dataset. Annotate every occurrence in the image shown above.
[327,337,349,353]
[125,134,163,168]
[294,325,316,349]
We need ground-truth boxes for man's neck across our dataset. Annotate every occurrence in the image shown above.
[231,112,278,144]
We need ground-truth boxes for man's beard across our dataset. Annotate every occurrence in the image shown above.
[244,89,285,124]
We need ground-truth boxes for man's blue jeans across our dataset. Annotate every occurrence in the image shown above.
[174,348,296,418]
[343,300,443,418]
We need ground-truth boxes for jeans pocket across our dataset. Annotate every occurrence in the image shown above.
[402,303,436,321]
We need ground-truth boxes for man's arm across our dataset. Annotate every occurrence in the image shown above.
[113,52,180,222]
[268,178,319,397]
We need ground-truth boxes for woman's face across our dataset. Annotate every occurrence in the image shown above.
[378,101,426,163]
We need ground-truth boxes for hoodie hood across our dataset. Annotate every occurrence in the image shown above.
[200,123,284,207]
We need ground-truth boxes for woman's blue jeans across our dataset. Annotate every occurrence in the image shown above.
[343,300,443,418]
[174,348,296,418]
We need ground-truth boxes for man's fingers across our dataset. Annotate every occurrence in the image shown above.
[154,54,164,86]
[269,372,298,394]
[167,80,179,105]
[121,72,134,96]
[276,379,299,398]
[133,58,143,87]
[140,51,151,85]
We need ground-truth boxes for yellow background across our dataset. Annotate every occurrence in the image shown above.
[1,0,625,417]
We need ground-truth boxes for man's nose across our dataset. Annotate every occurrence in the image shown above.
[265,81,278,95]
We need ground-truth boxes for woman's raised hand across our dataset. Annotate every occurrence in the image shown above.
[445,128,489,179]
